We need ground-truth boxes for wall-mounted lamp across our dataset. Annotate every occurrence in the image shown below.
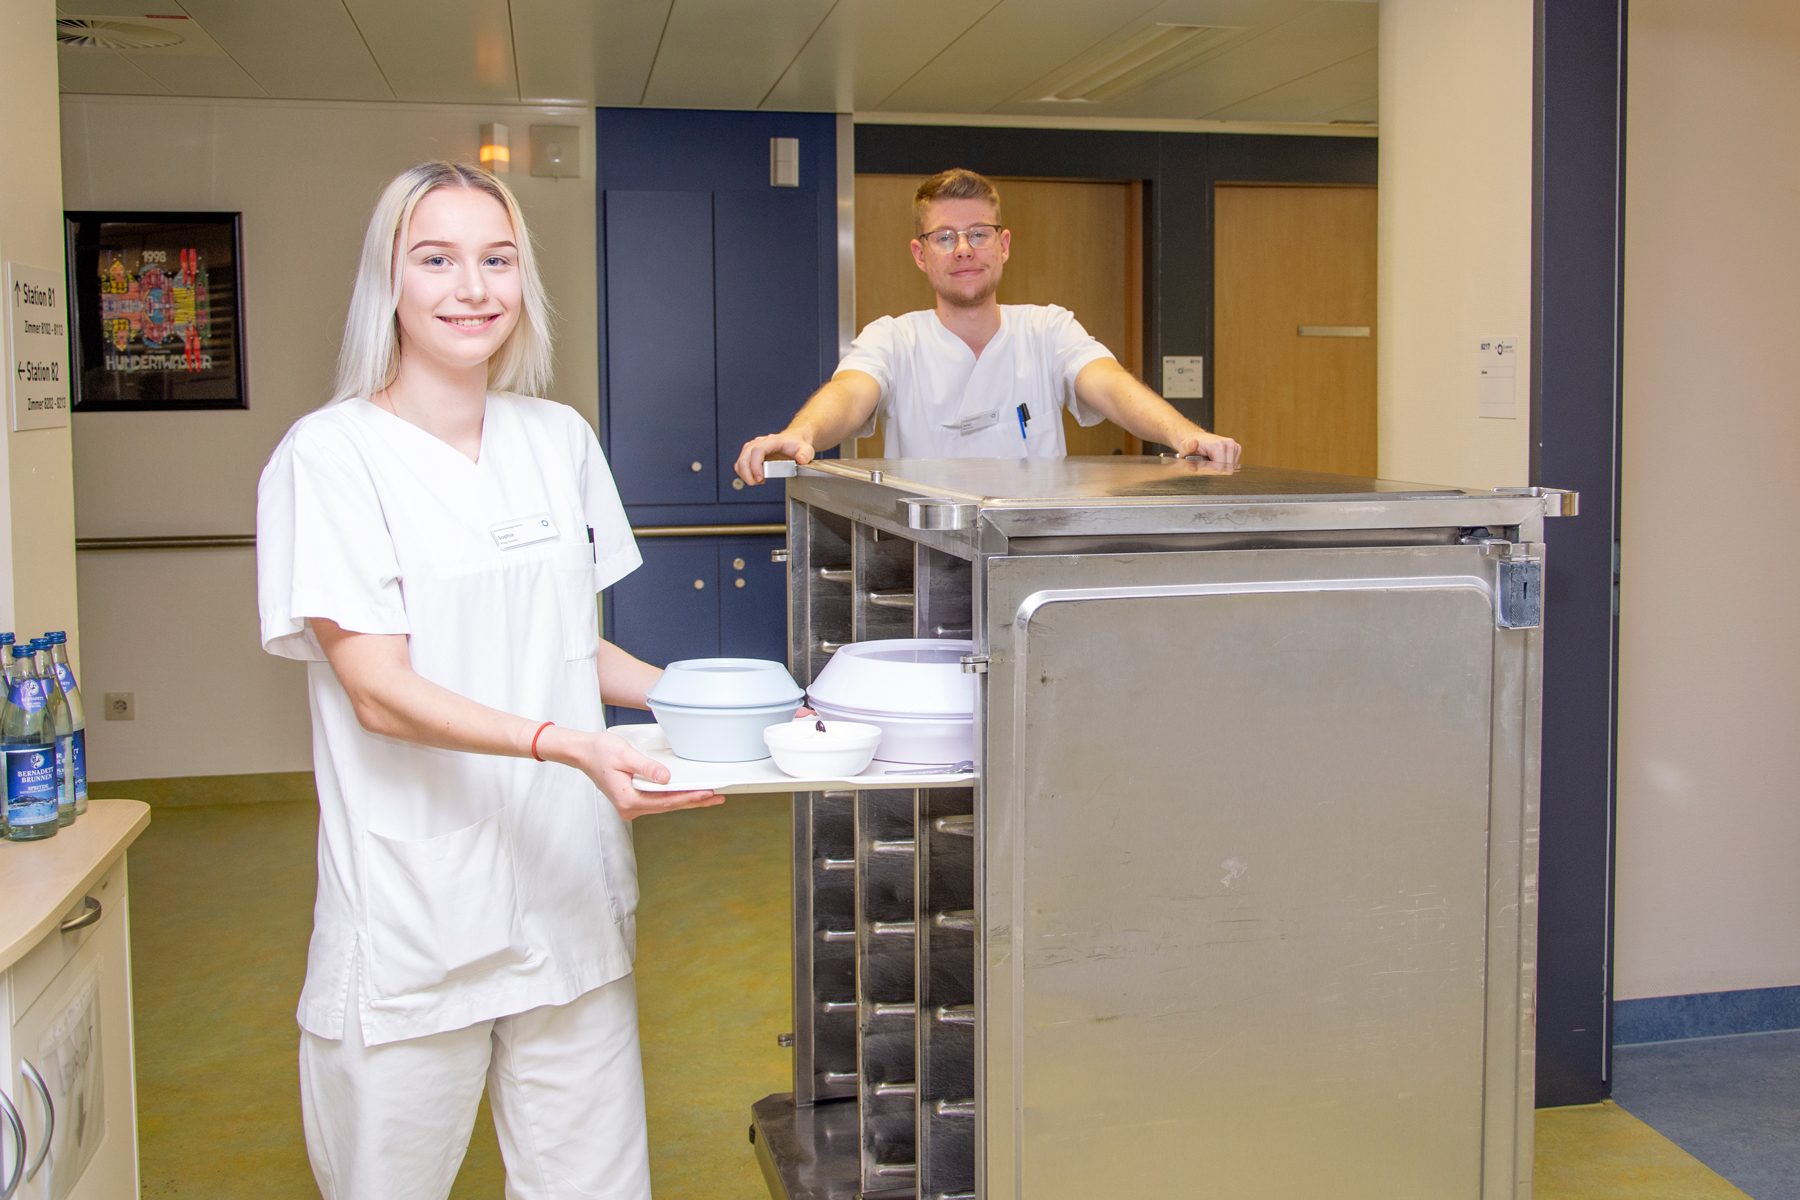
[529,125,582,179]
[479,122,510,173]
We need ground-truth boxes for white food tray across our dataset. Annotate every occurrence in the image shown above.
[611,723,976,794]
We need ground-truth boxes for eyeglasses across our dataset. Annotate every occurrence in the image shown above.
[919,224,1001,254]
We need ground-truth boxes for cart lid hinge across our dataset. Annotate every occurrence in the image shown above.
[960,653,989,674]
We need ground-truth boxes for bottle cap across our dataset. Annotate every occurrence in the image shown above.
[45,632,66,644]
[29,639,47,650]
[11,645,33,658]
[0,633,13,646]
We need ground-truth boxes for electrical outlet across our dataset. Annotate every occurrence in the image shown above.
[103,692,134,721]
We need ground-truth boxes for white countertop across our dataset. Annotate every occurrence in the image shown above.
[0,799,151,973]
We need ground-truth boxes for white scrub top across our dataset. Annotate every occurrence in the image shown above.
[837,304,1115,458]
[256,394,642,1047]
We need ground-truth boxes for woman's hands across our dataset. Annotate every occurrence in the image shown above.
[535,725,720,821]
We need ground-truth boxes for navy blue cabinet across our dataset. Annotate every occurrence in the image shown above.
[604,535,788,727]
[598,108,837,707]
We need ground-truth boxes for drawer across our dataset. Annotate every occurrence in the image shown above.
[10,856,124,1024]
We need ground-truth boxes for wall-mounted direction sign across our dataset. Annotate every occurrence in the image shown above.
[7,262,70,431]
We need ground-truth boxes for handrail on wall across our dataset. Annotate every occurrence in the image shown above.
[73,524,787,552]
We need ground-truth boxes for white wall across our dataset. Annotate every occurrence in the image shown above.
[1,0,80,664]
[1613,0,1800,1000]
[60,95,597,780]
[1376,0,1534,489]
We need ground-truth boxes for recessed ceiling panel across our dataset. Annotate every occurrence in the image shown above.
[877,0,1162,113]
[173,0,393,100]
[1036,0,1377,120]
[641,0,837,110]
[343,0,518,103]
[57,47,167,93]
[121,51,269,97]
[1203,46,1375,122]
[761,0,999,113]
[512,0,673,105]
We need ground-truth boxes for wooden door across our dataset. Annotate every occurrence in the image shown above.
[1213,184,1377,476]
[853,175,1143,456]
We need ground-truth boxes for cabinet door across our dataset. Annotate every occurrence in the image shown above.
[604,539,721,727]
[12,879,138,1200]
[713,191,823,505]
[718,537,787,664]
[605,190,716,506]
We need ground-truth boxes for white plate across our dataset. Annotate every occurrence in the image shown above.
[610,723,975,794]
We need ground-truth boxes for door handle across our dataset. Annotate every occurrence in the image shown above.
[18,1063,50,1182]
[0,1086,25,1200]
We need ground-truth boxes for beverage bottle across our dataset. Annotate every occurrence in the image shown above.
[44,632,85,817]
[2,644,58,840]
[33,640,74,826]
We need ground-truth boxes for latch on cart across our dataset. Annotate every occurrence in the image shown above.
[960,654,989,674]
[1463,532,1544,628]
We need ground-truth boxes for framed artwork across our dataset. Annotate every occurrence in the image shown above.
[64,211,247,411]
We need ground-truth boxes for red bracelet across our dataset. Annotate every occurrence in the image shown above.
[530,721,555,762]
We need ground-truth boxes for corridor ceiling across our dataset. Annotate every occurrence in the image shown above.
[54,0,1377,125]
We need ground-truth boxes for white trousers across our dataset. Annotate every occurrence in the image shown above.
[298,973,650,1200]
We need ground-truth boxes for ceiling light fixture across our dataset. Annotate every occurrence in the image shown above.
[1042,24,1243,104]
[479,123,510,174]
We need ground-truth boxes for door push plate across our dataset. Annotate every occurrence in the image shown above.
[1497,558,1542,629]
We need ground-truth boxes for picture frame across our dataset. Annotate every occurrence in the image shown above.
[63,210,248,411]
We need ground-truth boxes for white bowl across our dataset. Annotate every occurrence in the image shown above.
[807,700,973,765]
[649,699,801,763]
[764,719,883,778]
[647,658,803,709]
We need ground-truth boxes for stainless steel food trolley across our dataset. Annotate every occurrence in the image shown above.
[751,458,1575,1200]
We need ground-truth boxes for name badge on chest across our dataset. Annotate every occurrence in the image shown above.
[945,407,999,435]
[489,512,558,549]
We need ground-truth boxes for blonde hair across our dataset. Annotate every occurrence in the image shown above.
[332,161,553,404]
[913,168,1002,236]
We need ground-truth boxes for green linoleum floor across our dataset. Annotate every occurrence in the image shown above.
[115,778,1751,1199]
[122,788,790,1199]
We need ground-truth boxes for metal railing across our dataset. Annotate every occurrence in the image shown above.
[74,524,786,552]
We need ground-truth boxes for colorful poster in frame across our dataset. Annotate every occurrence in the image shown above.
[64,211,247,411]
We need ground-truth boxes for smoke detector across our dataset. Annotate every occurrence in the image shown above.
[1041,24,1245,104]
[56,17,185,50]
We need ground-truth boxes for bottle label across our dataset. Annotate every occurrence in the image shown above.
[70,728,86,803]
[54,663,75,694]
[8,678,45,714]
[6,744,58,826]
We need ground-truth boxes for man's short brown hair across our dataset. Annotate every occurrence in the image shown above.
[913,169,1002,236]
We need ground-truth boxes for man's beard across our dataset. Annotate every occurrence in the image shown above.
[936,273,999,309]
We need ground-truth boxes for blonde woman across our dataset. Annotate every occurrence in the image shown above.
[256,161,717,1199]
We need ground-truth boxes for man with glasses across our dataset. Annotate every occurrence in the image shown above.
[735,168,1238,485]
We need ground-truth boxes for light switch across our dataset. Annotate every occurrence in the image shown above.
[1479,337,1519,419]
[770,138,799,187]
[1162,356,1204,400]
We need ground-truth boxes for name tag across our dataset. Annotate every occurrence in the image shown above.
[946,408,999,435]
[489,513,558,549]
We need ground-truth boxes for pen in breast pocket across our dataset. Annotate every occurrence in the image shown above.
[587,525,596,563]
[1017,403,1031,438]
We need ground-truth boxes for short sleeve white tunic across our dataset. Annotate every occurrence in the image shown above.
[256,394,642,1047]
[835,304,1115,458]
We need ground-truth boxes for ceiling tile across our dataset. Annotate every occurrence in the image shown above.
[1202,46,1375,121]
[58,47,168,93]
[118,50,269,97]
[876,0,1164,114]
[640,0,839,110]
[760,0,997,113]
[342,0,518,103]
[173,0,393,100]
[511,0,671,105]
[1013,0,1376,119]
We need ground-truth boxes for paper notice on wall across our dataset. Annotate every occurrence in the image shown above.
[1479,337,1519,419]
[7,262,71,431]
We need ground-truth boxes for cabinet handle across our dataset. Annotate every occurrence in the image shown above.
[60,896,101,934]
[0,1086,24,1200]
[18,1064,50,1183]
[689,461,703,472]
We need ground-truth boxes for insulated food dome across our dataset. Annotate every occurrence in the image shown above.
[805,639,975,764]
